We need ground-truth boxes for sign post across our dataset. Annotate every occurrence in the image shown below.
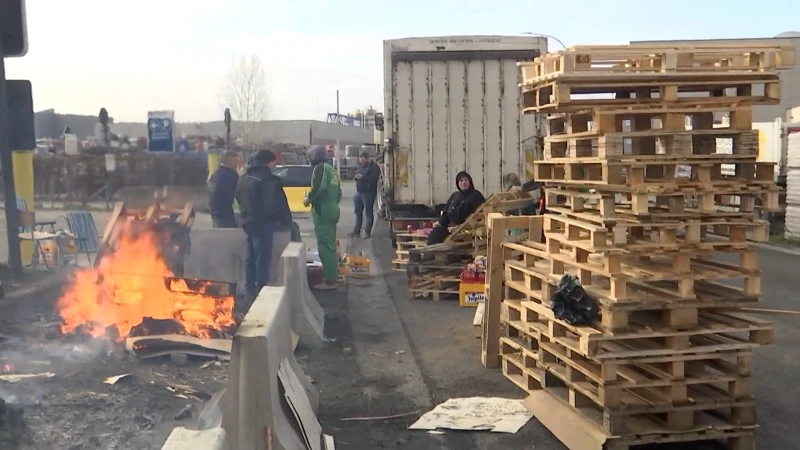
[147,111,176,152]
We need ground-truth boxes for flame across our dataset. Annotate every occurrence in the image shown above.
[56,227,235,340]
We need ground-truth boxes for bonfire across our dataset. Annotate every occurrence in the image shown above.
[56,227,235,341]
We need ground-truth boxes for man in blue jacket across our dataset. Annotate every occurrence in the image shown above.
[208,151,241,228]
[350,152,381,238]
[235,150,293,301]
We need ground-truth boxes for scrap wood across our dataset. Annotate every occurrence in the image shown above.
[341,410,421,422]
[0,372,55,383]
[103,373,131,385]
[125,334,231,360]
[740,307,800,316]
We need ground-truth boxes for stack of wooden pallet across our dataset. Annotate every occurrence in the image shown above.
[406,241,474,300]
[404,191,538,300]
[392,232,429,271]
[482,43,794,450]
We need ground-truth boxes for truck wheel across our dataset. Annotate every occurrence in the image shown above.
[377,193,387,220]
[390,229,397,248]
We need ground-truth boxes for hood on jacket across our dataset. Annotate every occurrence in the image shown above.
[308,145,328,166]
[245,164,274,177]
[455,171,474,192]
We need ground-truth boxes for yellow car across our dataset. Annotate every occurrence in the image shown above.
[273,165,313,213]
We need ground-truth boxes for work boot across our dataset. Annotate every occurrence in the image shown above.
[313,281,338,291]
[364,232,371,239]
[348,231,360,238]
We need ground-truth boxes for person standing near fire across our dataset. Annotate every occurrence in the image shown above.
[304,145,342,290]
[350,152,381,239]
[235,150,293,302]
[208,151,241,228]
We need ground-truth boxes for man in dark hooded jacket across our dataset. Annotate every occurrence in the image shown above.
[235,150,293,301]
[426,171,485,245]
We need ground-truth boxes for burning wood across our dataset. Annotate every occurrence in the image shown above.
[56,225,236,343]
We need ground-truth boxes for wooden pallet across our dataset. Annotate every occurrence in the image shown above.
[519,44,796,83]
[393,232,429,271]
[408,269,461,301]
[505,236,761,303]
[524,388,757,450]
[503,258,760,320]
[522,76,781,113]
[545,185,779,217]
[504,298,771,360]
[542,212,768,251]
[534,157,774,189]
[500,335,756,434]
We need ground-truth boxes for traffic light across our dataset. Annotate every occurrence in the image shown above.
[0,0,28,57]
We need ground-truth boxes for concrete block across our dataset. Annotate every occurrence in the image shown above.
[161,427,227,450]
[185,229,246,288]
[222,286,320,450]
[185,229,292,291]
[277,242,325,350]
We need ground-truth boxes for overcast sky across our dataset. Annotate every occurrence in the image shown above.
[5,0,797,123]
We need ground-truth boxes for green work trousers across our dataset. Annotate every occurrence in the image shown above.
[313,208,340,282]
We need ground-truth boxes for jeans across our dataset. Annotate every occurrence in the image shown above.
[244,222,277,297]
[353,192,376,235]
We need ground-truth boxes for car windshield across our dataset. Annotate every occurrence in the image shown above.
[273,166,313,187]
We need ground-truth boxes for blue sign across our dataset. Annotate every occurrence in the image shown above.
[147,117,174,152]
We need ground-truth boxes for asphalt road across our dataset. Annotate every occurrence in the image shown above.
[3,182,800,449]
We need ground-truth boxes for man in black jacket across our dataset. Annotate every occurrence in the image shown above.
[208,151,241,228]
[426,171,485,245]
[235,150,293,300]
[350,152,381,238]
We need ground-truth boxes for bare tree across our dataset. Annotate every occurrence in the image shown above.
[220,53,270,146]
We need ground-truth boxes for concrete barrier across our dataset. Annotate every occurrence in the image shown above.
[278,242,325,350]
[185,229,292,290]
[223,286,320,450]
[161,427,227,450]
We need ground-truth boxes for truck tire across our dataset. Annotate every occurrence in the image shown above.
[390,228,397,248]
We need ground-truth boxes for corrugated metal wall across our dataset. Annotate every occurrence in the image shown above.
[785,133,800,239]
[391,58,538,206]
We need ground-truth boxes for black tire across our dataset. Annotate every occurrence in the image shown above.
[390,228,397,248]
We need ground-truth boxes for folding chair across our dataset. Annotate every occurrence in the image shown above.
[65,211,100,265]
[16,196,56,232]
[18,211,58,268]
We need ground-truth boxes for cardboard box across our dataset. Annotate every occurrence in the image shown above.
[346,255,370,279]
[337,264,348,286]
[459,282,485,307]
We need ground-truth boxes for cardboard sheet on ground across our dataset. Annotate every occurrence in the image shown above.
[278,358,322,450]
[125,335,231,360]
[409,397,532,433]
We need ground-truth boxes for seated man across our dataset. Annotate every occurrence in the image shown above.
[426,171,485,245]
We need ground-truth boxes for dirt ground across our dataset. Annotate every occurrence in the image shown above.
[0,283,228,450]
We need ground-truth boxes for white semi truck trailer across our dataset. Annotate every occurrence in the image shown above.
[379,35,548,244]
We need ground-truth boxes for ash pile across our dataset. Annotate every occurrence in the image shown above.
[0,398,30,448]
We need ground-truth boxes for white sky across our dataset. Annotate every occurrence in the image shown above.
[5,0,384,122]
[5,0,797,123]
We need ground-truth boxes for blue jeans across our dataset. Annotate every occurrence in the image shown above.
[244,222,276,297]
[353,192,376,235]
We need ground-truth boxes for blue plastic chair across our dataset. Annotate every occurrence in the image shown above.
[65,212,100,265]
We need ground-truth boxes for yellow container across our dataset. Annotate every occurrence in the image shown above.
[459,282,486,307]
[346,255,371,279]
[38,240,59,266]
[337,264,348,286]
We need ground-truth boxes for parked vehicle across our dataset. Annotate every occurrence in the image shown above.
[380,35,548,245]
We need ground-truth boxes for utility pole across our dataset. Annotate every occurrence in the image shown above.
[2,0,32,274]
[335,90,340,171]
[0,41,22,273]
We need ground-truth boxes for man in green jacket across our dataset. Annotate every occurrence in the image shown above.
[303,145,342,290]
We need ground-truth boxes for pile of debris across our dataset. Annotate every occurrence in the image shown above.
[0,398,29,447]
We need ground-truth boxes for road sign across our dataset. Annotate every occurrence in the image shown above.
[0,0,28,57]
[147,111,175,152]
[6,80,35,150]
